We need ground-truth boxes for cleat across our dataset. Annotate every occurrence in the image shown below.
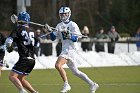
[90,83,99,93]
[19,89,28,93]
[60,84,71,93]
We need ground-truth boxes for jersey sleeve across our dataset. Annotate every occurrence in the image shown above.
[9,26,19,41]
[50,24,60,40]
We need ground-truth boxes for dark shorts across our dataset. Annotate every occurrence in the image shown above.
[12,57,35,75]
[0,54,4,66]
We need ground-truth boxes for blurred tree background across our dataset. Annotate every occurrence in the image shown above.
[0,0,140,36]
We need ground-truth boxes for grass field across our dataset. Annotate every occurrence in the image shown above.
[0,66,140,93]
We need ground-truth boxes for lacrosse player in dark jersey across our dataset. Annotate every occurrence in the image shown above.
[5,12,39,93]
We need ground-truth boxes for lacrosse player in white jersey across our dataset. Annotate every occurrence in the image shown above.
[49,6,99,93]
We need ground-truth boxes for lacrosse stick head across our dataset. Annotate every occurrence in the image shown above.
[11,14,18,24]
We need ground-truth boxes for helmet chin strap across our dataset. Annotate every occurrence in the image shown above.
[63,19,70,24]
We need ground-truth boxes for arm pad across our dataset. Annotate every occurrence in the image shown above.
[70,35,78,42]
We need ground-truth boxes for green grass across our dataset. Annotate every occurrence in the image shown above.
[0,66,140,93]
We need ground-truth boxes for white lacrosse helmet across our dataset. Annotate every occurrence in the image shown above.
[59,7,71,22]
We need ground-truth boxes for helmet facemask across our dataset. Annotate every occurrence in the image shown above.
[59,12,71,22]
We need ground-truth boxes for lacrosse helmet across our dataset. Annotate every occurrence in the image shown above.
[18,12,30,24]
[59,7,71,22]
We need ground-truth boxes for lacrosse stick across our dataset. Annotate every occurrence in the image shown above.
[11,14,57,31]
[11,14,88,38]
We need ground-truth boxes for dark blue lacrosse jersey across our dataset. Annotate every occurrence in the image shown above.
[9,25,39,75]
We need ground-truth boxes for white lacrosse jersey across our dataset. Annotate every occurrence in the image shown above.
[53,21,82,59]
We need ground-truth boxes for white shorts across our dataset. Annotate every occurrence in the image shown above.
[59,50,82,65]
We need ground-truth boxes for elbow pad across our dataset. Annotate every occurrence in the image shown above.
[50,32,56,41]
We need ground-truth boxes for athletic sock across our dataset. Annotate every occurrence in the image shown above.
[64,81,69,85]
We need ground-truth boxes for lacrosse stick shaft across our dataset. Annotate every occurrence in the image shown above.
[69,32,88,38]
[40,33,50,38]
[29,22,44,27]
[61,31,88,38]
[40,32,87,38]
[11,14,87,38]
[30,22,57,30]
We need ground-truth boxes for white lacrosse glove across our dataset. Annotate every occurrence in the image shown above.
[44,24,53,32]
[5,37,14,53]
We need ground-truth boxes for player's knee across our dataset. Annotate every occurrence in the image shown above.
[8,72,19,81]
[55,63,61,70]
[8,74,14,81]
[18,76,24,81]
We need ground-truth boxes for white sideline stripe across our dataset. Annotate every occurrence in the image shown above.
[1,83,140,87]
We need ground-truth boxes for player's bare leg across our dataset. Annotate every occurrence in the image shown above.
[9,71,38,93]
[55,57,68,82]
[18,75,38,93]
[0,66,2,77]
[9,71,23,90]
[55,57,71,93]
[9,71,27,93]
